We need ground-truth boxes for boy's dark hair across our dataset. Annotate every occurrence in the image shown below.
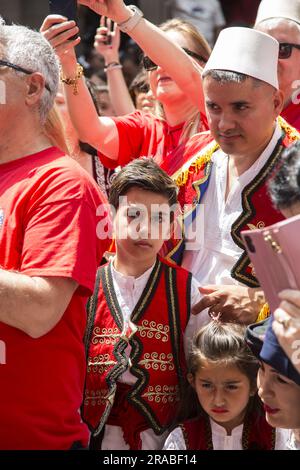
[268,141,300,210]
[109,157,178,210]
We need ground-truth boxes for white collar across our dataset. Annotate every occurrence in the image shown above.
[210,417,244,437]
[111,258,156,287]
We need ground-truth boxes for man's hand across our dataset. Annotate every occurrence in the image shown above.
[192,284,265,325]
[272,290,300,373]
[78,0,131,24]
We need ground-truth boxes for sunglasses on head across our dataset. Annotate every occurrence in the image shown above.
[143,47,207,71]
[278,42,300,59]
[0,59,51,92]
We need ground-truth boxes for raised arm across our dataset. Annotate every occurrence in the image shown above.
[40,15,120,160]
[94,17,135,115]
[78,0,205,112]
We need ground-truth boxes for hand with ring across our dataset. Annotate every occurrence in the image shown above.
[272,289,300,374]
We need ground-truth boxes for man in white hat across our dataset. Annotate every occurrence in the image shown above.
[255,0,300,130]
[182,27,299,324]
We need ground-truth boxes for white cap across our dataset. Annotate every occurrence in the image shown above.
[203,27,279,89]
[255,0,300,26]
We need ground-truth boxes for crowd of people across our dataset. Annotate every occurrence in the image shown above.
[0,0,300,451]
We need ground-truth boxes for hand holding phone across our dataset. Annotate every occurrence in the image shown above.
[49,0,78,41]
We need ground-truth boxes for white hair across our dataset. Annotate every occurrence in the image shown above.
[0,16,59,123]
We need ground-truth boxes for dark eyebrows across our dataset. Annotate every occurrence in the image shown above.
[231,100,250,106]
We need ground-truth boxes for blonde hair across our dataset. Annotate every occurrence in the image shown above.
[43,105,70,155]
[156,18,211,143]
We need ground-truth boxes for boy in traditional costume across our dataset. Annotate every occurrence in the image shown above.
[82,158,209,450]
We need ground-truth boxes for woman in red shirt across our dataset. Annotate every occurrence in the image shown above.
[41,0,211,178]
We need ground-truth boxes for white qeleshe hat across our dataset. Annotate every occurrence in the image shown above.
[255,0,300,26]
[203,27,279,89]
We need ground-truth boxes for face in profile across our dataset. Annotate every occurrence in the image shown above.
[257,361,300,429]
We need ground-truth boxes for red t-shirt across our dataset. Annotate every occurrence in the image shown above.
[98,110,209,170]
[0,147,110,449]
[281,101,300,132]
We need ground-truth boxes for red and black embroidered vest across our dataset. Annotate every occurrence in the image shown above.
[231,117,300,286]
[165,118,299,271]
[82,257,191,437]
[180,410,276,450]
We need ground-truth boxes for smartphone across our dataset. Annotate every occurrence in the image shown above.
[241,214,300,312]
[49,0,77,22]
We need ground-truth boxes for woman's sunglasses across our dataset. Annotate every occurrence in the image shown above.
[143,47,208,71]
[279,43,300,59]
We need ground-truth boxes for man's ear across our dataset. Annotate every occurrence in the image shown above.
[187,372,195,388]
[273,88,284,116]
[25,72,47,106]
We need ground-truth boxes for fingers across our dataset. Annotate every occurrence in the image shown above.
[279,289,300,309]
[55,37,81,55]
[198,285,218,295]
[42,19,79,42]
[192,294,217,315]
[278,299,300,318]
[40,14,67,32]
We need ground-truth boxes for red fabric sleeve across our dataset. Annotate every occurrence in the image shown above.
[98,110,157,169]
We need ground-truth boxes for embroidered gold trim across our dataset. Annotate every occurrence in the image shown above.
[173,140,219,187]
[84,389,108,406]
[139,352,174,371]
[278,115,300,142]
[138,320,169,342]
[246,221,265,230]
[92,326,120,345]
[141,385,179,404]
[87,353,117,374]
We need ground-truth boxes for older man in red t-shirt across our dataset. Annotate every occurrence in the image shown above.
[0,19,110,449]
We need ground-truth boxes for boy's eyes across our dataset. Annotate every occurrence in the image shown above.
[127,208,141,219]
[126,209,166,223]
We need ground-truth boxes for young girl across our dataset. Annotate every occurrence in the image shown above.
[163,321,288,450]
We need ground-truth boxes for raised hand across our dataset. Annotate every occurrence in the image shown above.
[94,16,120,63]
[78,0,129,23]
[40,15,80,63]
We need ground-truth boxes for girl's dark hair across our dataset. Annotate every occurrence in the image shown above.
[268,141,300,210]
[108,157,178,210]
[176,321,259,423]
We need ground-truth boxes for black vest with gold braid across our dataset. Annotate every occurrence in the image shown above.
[82,257,191,437]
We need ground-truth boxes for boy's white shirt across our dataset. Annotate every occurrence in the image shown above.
[101,259,209,450]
